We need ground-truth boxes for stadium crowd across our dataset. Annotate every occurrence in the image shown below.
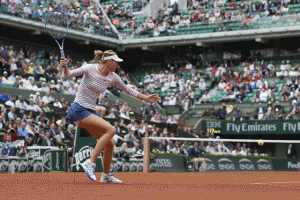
[0,0,117,37]
[137,0,298,37]
[142,52,299,120]
[104,0,148,31]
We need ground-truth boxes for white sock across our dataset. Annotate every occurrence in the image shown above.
[89,159,96,165]
[103,173,109,177]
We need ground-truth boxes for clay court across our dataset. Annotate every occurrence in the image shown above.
[1,171,300,199]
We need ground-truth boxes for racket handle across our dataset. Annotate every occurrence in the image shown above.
[60,50,65,58]
[60,50,67,68]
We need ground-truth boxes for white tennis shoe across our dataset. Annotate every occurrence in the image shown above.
[81,159,97,181]
[100,173,122,183]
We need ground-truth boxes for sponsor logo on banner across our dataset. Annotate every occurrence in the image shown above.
[0,160,8,171]
[122,162,130,172]
[218,158,235,171]
[206,121,222,134]
[137,162,143,172]
[43,150,52,170]
[19,160,28,171]
[187,162,194,170]
[130,162,137,172]
[74,146,93,171]
[206,158,216,171]
[149,162,156,172]
[239,158,255,171]
[156,159,172,167]
[114,160,123,172]
[28,150,39,157]
[288,162,300,169]
[34,161,43,172]
[257,159,272,170]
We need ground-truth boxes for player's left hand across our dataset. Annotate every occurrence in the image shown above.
[146,94,161,103]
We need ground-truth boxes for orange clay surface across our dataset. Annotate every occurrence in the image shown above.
[1,171,300,200]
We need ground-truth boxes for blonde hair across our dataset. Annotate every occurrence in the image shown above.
[91,50,116,64]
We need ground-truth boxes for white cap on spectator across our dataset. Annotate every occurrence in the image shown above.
[51,80,55,83]
[139,82,143,85]
[42,82,46,85]
[39,77,43,81]
[16,75,20,78]
[148,125,152,128]
[3,71,7,74]
[30,94,34,97]
[36,92,40,95]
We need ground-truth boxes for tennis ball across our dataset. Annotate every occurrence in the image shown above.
[258,139,264,146]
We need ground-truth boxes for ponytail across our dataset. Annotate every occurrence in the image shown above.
[91,50,103,64]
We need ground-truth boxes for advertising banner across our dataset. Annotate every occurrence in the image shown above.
[33,157,43,172]
[187,156,274,172]
[0,157,9,172]
[51,150,68,172]
[18,157,28,173]
[154,155,187,172]
[71,127,103,172]
[272,158,300,171]
[8,156,19,173]
[202,120,300,135]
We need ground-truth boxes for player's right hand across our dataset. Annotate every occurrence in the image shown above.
[60,57,68,68]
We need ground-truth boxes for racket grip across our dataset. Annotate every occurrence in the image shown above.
[60,50,67,68]
[60,50,65,58]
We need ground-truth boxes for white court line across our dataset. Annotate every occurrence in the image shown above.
[250,181,300,185]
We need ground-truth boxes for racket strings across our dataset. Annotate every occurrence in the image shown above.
[46,11,68,39]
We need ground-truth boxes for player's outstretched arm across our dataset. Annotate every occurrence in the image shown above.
[137,93,161,104]
[60,57,90,79]
[113,73,160,103]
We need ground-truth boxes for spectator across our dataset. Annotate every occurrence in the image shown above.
[167,140,177,153]
[0,91,10,102]
[201,91,211,103]
[41,131,56,146]
[17,122,30,144]
[7,107,16,120]
[285,112,293,120]
[166,116,177,124]
[5,97,15,107]
[42,92,54,104]
[286,143,297,158]
[2,134,17,156]
[205,141,214,154]
[15,95,28,111]
[255,103,266,120]
[3,128,19,142]
[27,100,42,113]
[188,142,207,172]
[235,106,243,118]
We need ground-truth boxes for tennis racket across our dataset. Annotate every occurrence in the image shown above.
[45,8,69,65]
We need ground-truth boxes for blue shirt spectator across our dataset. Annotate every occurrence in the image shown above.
[124,131,134,144]
[18,123,30,142]
[0,92,10,102]
[7,107,16,120]
[2,135,17,156]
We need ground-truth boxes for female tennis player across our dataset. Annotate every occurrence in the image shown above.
[61,50,160,183]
